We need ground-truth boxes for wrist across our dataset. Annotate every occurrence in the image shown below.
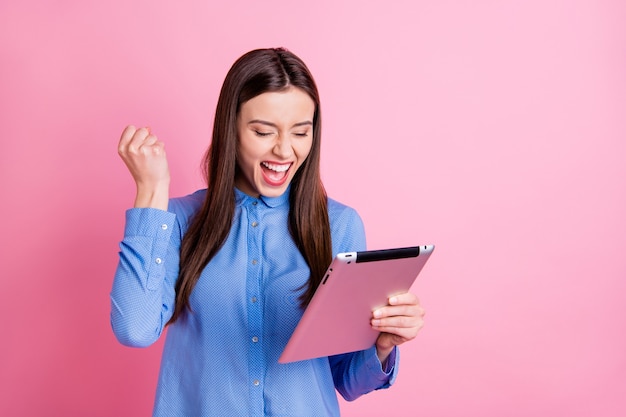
[375,343,394,367]
[134,182,170,210]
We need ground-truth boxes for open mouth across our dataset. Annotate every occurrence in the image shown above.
[261,161,292,186]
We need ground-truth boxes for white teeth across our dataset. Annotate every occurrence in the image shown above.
[262,162,291,172]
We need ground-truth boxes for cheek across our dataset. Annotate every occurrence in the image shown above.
[296,139,314,162]
[237,140,259,168]
[239,154,258,174]
[235,147,253,174]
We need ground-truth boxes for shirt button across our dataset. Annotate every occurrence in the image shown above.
[252,336,259,343]
[253,379,260,386]
[251,296,258,303]
[251,221,258,227]
[251,259,258,265]
[155,258,162,265]
[161,224,168,230]
[252,201,258,206]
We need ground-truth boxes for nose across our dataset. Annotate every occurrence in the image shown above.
[273,134,294,159]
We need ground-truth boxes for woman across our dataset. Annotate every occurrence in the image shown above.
[111,47,425,416]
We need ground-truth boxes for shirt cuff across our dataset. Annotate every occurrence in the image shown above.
[124,207,176,238]
[363,345,400,389]
[122,208,176,291]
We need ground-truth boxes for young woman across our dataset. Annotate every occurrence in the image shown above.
[111,47,425,417]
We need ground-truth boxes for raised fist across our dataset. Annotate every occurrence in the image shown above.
[117,125,170,209]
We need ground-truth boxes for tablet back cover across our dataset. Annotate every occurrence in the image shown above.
[279,245,434,363]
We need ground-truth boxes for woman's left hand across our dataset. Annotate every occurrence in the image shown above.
[371,292,425,365]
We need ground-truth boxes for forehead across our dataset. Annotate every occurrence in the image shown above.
[239,87,315,122]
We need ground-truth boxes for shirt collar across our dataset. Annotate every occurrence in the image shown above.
[234,187,290,208]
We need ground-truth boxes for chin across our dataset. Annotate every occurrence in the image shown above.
[259,185,289,198]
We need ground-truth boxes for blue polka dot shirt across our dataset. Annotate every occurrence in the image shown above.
[111,188,398,416]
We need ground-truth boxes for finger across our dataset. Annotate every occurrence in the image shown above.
[372,314,421,329]
[127,127,151,153]
[375,327,421,345]
[373,303,424,320]
[150,140,166,157]
[118,125,137,154]
[373,318,425,336]
[139,134,159,149]
[374,327,420,341]
[374,322,423,340]
[389,292,419,306]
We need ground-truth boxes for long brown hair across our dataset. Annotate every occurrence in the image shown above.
[168,48,332,325]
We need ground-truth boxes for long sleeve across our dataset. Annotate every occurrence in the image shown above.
[110,207,180,347]
[326,201,401,401]
[329,345,399,401]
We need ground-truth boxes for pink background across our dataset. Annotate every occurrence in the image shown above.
[1,1,625,416]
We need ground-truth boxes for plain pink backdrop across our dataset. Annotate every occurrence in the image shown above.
[1,1,625,416]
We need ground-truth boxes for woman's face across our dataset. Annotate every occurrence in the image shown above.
[235,86,315,198]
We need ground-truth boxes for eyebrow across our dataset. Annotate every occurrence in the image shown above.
[248,119,313,128]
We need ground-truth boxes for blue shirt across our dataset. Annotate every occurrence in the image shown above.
[111,188,398,417]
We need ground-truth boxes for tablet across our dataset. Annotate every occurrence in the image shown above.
[278,245,435,363]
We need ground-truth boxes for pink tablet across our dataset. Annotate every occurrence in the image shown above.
[279,245,435,363]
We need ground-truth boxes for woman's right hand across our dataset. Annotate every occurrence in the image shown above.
[117,125,170,210]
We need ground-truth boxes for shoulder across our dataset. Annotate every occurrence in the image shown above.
[167,189,206,229]
[327,197,362,224]
[327,196,366,253]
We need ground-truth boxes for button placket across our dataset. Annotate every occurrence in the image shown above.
[246,200,264,404]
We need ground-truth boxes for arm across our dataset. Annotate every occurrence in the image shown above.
[331,288,425,400]
[329,345,399,401]
[326,201,426,399]
[110,207,180,347]
[110,125,176,347]
[327,203,397,399]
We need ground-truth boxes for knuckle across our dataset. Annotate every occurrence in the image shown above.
[140,146,152,156]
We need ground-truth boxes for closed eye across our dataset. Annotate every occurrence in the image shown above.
[254,130,273,137]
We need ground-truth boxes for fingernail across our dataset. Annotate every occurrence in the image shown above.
[373,310,382,318]
[389,296,397,304]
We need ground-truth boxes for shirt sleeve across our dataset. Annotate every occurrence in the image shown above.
[110,207,180,347]
[329,345,399,401]
[326,201,400,400]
